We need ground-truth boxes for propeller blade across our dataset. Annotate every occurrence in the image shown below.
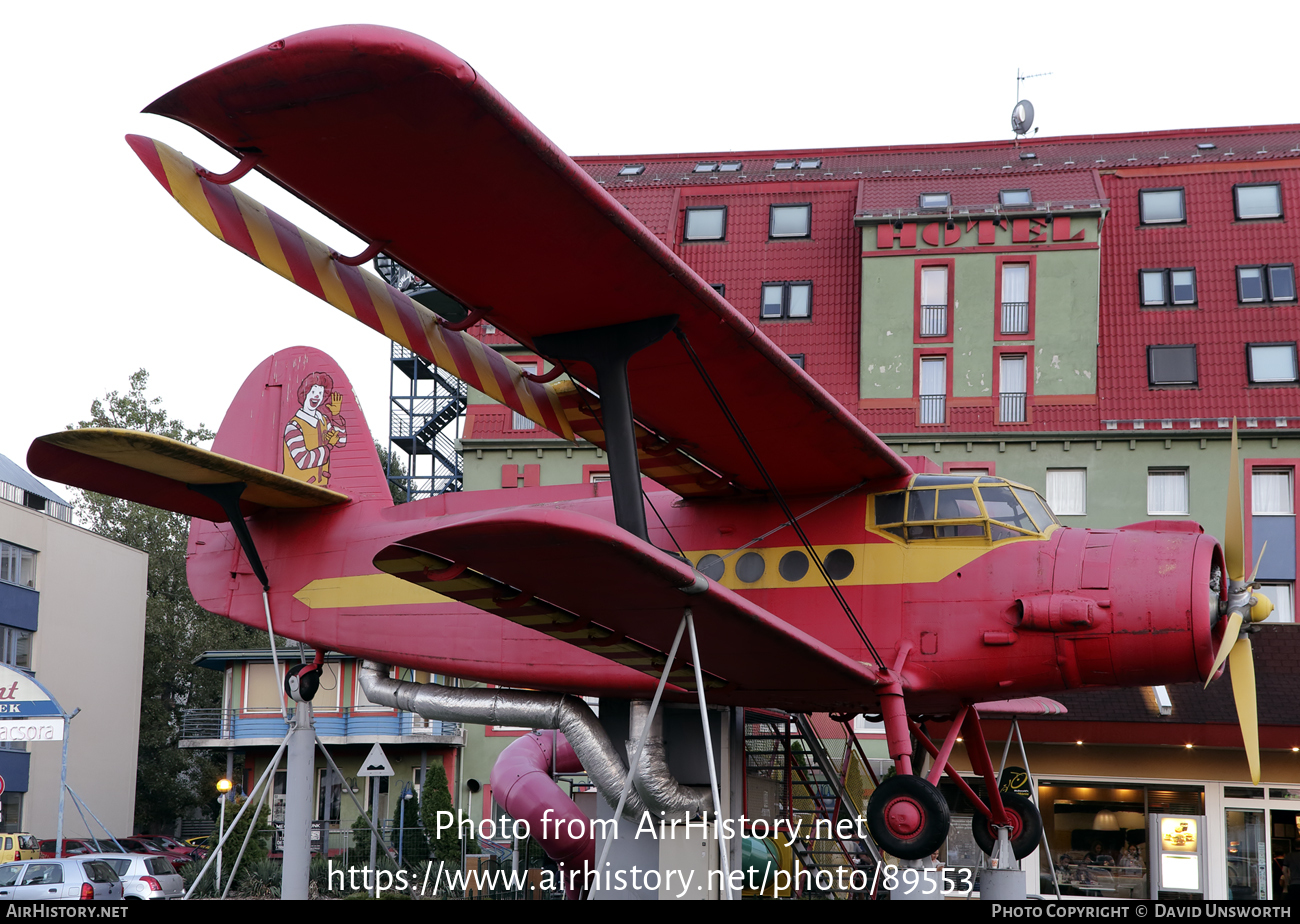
[1205,611,1243,688]
[1249,541,1268,584]
[1225,418,1245,582]
[1227,636,1261,785]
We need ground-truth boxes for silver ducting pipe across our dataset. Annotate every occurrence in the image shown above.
[359,662,668,820]
[627,700,714,818]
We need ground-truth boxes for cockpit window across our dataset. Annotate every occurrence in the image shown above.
[872,475,1057,542]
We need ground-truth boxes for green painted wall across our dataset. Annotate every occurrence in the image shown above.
[858,216,1101,401]
[460,442,604,492]
[887,430,1300,546]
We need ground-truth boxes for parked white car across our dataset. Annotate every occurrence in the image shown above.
[90,853,186,900]
[0,857,123,900]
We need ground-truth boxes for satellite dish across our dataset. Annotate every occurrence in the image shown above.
[1011,99,1035,136]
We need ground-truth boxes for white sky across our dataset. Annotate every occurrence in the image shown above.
[2,1,1297,485]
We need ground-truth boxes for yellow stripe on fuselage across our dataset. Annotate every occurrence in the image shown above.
[689,533,1051,591]
[294,574,452,609]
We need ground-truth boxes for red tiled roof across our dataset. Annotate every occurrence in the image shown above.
[1097,167,1300,424]
[577,125,1300,191]
[854,170,1104,216]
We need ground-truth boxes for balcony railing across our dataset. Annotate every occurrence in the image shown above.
[1001,301,1029,335]
[920,305,947,337]
[919,395,946,425]
[1000,392,1027,423]
[181,707,464,741]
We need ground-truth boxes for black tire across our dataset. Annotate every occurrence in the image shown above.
[866,774,951,860]
[970,792,1042,860]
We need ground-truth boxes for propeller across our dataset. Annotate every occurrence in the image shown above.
[1206,419,1272,784]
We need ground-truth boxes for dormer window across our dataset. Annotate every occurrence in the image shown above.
[618,165,645,176]
[919,193,951,209]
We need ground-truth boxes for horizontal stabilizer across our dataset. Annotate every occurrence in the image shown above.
[28,429,347,521]
[974,697,1068,716]
[374,507,883,710]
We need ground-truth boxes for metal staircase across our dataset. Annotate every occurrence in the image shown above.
[744,709,884,898]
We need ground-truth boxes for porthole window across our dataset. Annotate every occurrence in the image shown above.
[823,549,855,581]
[778,551,809,582]
[736,552,766,583]
[696,554,725,581]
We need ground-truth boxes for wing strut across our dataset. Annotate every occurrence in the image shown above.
[535,315,678,541]
[188,481,270,591]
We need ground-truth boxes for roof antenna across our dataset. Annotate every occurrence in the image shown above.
[1012,68,1051,146]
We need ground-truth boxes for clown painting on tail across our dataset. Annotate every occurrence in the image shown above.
[283,372,347,486]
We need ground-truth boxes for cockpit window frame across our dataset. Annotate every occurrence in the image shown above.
[870,474,1057,544]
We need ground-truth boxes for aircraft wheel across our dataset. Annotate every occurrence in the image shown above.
[866,775,950,860]
[970,792,1042,859]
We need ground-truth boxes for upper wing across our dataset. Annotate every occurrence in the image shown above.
[143,25,911,496]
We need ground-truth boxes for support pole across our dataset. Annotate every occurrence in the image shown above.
[686,610,733,900]
[282,701,315,900]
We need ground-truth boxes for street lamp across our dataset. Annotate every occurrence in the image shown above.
[398,783,415,867]
[216,778,232,887]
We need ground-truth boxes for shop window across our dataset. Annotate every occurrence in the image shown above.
[1247,343,1299,384]
[1140,188,1185,224]
[1148,345,1198,387]
[1234,183,1282,220]
[769,204,811,239]
[684,207,726,241]
[1148,470,1189,516]
[1046,469,1087,516]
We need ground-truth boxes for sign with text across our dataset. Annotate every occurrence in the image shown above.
[0,664,62,718]
[0,717,63,741]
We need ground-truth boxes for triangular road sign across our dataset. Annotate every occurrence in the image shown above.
[356,742,395,777]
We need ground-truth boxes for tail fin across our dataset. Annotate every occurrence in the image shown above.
[214,346,391,506]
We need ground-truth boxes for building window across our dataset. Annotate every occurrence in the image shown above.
[1148,345,1198,386]
[919,357,946,424]
[1234,183,1283,220]
[1252,469,1293,514]
[1000,189,1031,206]
[788,354,805,369]
[920,267,948,337]
[999,354,1027,423]
[1046,469,1086,516]
[1141,269,1197,307]
[1237,265,1296,304]
[693,162,717,173]
[919,192,951,209]
[710,284,725,296]
[1148,470,1189,516]
[684,207,726,241]
[1140,188,1185,224]
[618,165,644,176]
[0,627,32,671]
[798,158,821,169]
[0,542,35,589]
[1001,264,1030,334]
[760,282,812,319]
[1247,343,1299,384]
[719,161,742,172]
[1258,583,1294,623]
[511,363,538,429]
[769,204,811,239]
[773,159,796,171]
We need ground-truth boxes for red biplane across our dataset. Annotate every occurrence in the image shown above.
[28,26,1271,861]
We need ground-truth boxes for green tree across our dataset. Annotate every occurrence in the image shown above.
[420,761,460,864]
[72,370,264,828]
[375,441,409,506]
